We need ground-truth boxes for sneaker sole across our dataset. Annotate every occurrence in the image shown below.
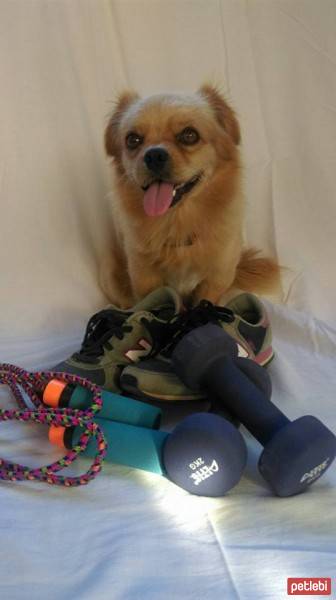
[121,374,206,403]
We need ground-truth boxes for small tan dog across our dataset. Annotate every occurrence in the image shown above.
[100,85,280,307]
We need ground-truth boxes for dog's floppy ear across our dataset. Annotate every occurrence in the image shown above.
[105,91,139,158]
[199,84,240,145]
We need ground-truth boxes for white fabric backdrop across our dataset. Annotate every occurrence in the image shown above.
[0,1,335,599]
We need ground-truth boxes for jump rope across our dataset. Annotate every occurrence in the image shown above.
[0,364,107,486]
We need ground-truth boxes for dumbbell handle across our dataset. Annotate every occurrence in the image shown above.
[203,357,289,446]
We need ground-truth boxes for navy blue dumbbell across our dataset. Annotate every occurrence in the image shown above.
[50,412,247,497]
[172,324,336,497]
[209,356,272,422]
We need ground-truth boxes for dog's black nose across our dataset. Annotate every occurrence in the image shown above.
[144,147,169,174]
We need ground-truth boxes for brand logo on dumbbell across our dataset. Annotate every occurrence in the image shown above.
[300,458,330,484]
[189,457,219,486]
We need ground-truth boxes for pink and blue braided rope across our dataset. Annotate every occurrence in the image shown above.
[0,364,107,486]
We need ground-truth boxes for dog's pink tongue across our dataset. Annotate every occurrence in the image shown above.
[143,182,174,216]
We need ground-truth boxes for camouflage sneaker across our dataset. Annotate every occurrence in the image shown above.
[120,293,274,402]
[53,287,182,392]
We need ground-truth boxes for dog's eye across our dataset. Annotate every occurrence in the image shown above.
[177,127,200,146]
[126,132,143,150]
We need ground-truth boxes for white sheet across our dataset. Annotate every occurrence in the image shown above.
[0,1,335,599]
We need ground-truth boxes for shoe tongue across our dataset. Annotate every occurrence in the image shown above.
[74,311,128,362]
[143,182,174,216]
[94,311,127,338]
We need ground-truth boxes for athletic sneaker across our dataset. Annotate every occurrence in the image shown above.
[53,287,182,392]
[120,293,274,402]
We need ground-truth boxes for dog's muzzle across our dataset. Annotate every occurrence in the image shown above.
[144,147,170,177]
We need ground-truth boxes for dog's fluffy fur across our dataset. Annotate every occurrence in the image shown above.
[100,85,280,307]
